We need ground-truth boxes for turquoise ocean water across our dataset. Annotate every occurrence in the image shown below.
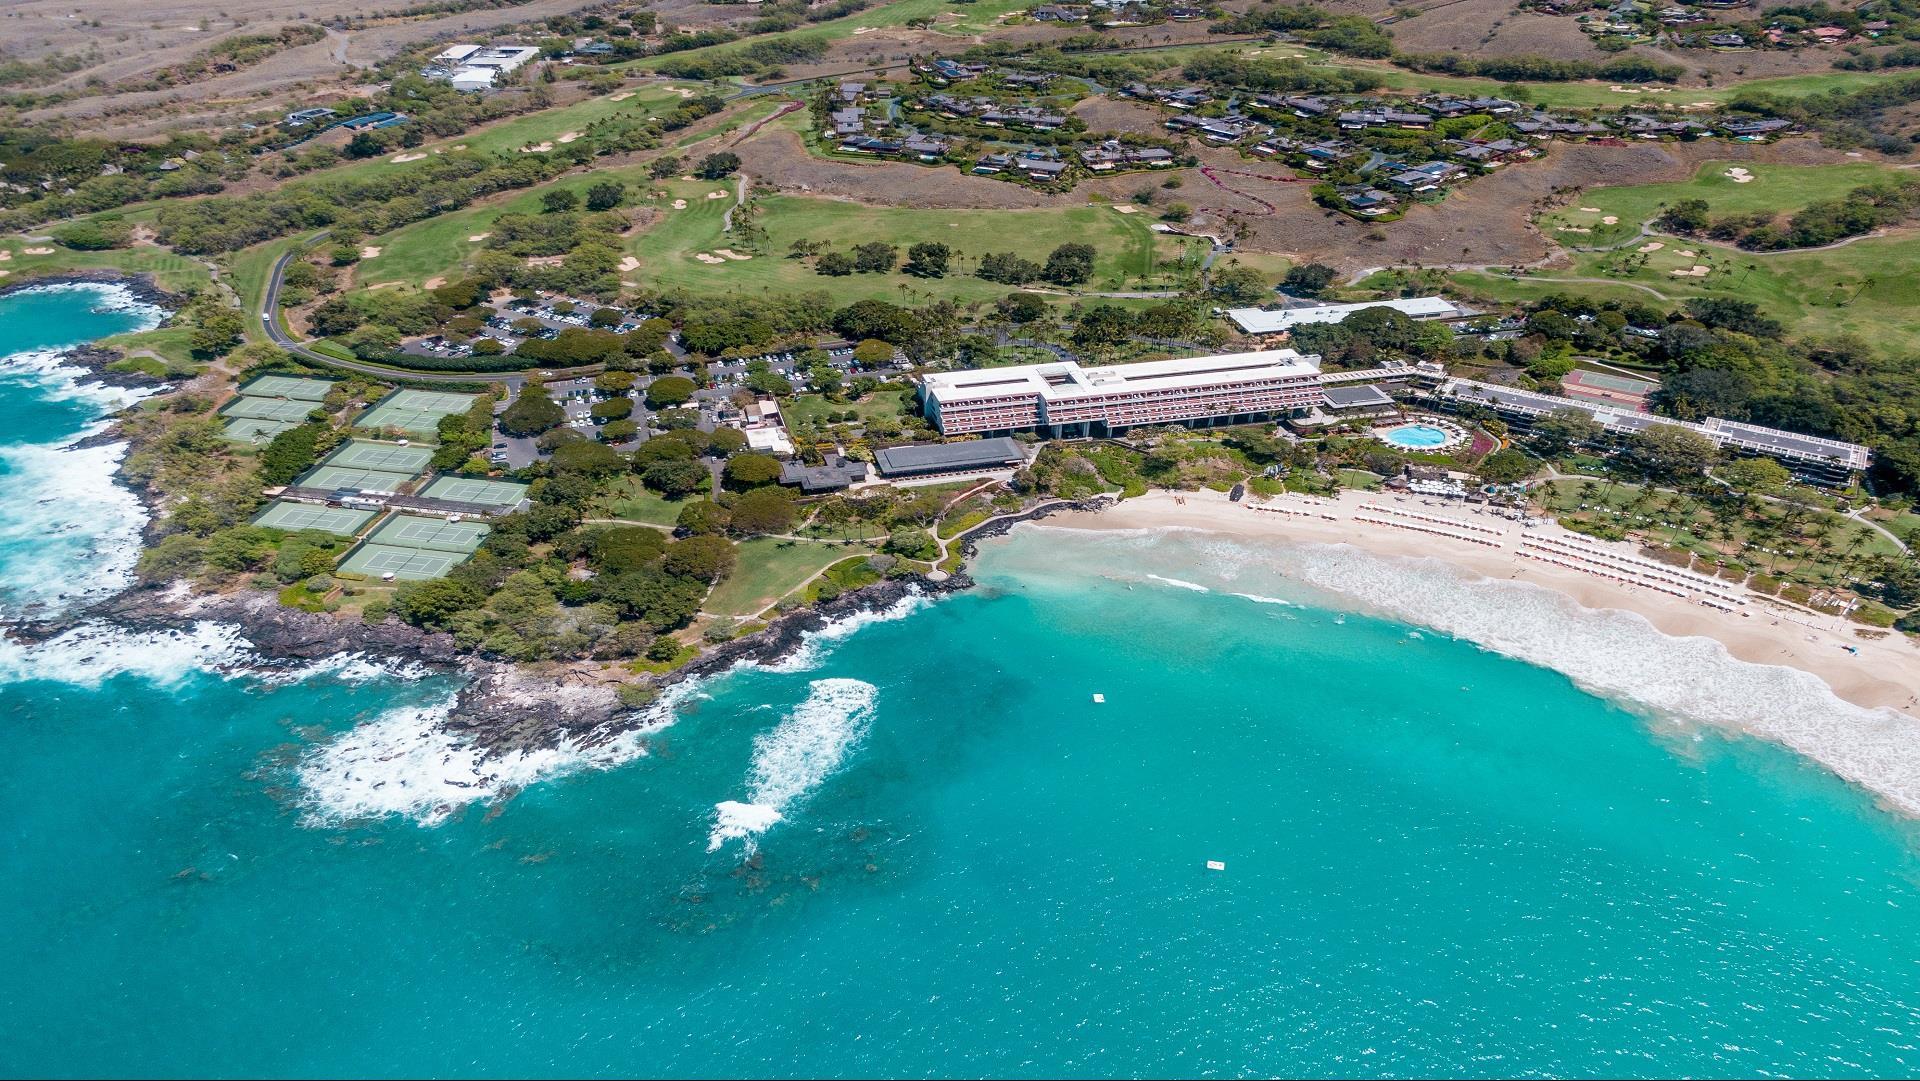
[7,284,1920,1078]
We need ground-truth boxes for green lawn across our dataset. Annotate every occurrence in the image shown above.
[627,180,1205,302]
[705,537,875,617]
[354,160,670,286]
[593,475,690,527]
[0,242,208,293]
[1451,226,1920,343]
[782,389,910,428]
[99,324,199,371]
[1540,160,1906,248]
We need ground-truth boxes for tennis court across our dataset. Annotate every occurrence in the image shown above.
[222,396,315,422]
[224,417,297,443]
[337,545,465,581]
[253,501,376,536]
[298,464,418,492]
[357,389,479,434]
[1565,370,1658,395]
[421,476,529,506]
[364,514,491,553]
[338,511,490,580]
[240,375,336,402]
[325,440,436,474]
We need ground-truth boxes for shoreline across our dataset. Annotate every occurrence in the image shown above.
[1043,488,1920,717]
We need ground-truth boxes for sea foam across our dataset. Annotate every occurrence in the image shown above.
[708,677,879,852]
[0,438,151,617]
[0,620,254,688]
[754,591,931,673]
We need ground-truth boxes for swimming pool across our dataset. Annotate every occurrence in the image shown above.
[1380,423,1451,449]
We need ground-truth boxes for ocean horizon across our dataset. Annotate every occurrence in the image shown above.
[7,283,1920,1078]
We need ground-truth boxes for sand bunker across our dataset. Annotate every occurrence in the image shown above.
[390,152,426,163]
[1608,85,1643,94]
[1676,249,1697,258]
[359,246,382,259]
[525,255,565,268]
[520,142,554,153]
[1111,204,1138,214]
[694,253,727,265]
[1578,206,1602,213]
[667,86,696,98]
[706,191,727,200]
[423,277,446,290]
[680,175,695,182]
[0,251,11,261]
[1638,241,1666,253]
[671,199,688,209]
[1601,215,1619,224]
[1558,226,1592,234]
[618,256,640,272]
[713,249,752,261]
[467,233,491,242]
[1725,167,1754,183]
[608,92,634,102]
[452,144,467,151]
[557,131,582,144]
[22,246,55,255]
[1671,265,1712,277]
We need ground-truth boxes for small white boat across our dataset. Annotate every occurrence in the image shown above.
[1206,860,1226,872]
[1091,693,1105,704]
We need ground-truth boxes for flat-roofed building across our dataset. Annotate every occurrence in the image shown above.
[1432,376,1870,484]
[1225,296,1466,336]
[920,349,1324,437]
[874,438,1028,478]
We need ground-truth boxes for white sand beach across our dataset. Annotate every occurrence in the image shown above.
[1053,488,1920,715]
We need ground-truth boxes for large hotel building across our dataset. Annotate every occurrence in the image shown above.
[919,349,1326,438]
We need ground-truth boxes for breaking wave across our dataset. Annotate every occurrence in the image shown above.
[294,675,705,827]
[1144,573,1210,593]
[0,438,151,618]
[0,620,254,688]
[1027,524,1920,816]
[755,591,931,673]
[708,677,878,852]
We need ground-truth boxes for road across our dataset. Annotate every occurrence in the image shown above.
[259,235,603,385]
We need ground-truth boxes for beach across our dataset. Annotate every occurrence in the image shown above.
[1049,487,1920,716]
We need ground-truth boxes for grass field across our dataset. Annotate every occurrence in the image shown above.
[1453,227,1920,342]
[352,160,665,287]
[782,389,910,428]
[0,242,208,293]
[593,475,693,526]
[704,537,876,618]
[626,180,1206,302]
[1540,160,1905,248]
[99,324,199,371]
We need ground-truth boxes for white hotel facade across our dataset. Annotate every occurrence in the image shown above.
[920,349,1325,437]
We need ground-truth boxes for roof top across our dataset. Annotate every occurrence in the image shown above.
[921,349,1322,406]
[1322,384,1395,409]
[875,438,1026,474]
[1226,297,1462,335]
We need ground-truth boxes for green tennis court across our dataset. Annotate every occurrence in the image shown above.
[297,465,417,492]
[240,375,336,401]
[1566,370,1658,394]
[324,440,436,473]
[337,545,465,581]
[364,514,490,553]
[253,501,376,536]
[224,418,297,442]
[357,389,479,434]
[421,476,529,506]
[222,396,315,422]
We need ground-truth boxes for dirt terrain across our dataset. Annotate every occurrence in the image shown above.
[736,127,1060,209]
[7,0,605,135]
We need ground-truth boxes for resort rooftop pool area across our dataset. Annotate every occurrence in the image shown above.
[1380,423,1452,450]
